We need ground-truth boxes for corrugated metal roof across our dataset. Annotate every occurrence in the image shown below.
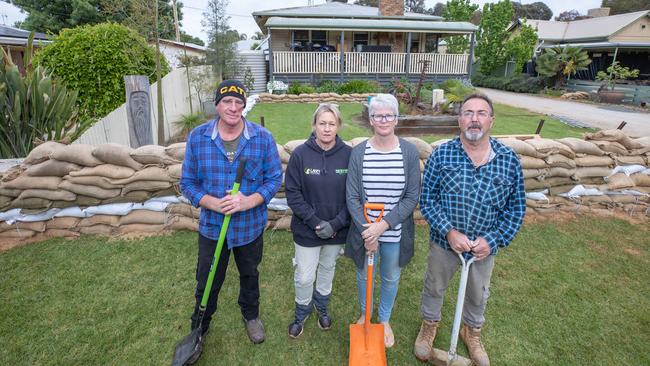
[253,2,442,21]
[541,41,650,49]
[524,10,649,42]
[0,26,49,40]
[265,17,476,33]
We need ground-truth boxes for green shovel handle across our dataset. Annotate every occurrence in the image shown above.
[199,158,247,309]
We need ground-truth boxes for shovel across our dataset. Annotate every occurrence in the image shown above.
[429,252,475,366]
[172,158,247,366]
[349,203,387,366]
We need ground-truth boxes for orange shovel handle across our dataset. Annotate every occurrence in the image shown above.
[363,203,385,224]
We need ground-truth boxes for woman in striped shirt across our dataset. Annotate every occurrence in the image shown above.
[345,93,421,348]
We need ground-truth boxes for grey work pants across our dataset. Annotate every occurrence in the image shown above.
[420,243,495,328]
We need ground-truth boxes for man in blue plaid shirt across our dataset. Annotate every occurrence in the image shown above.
[180,80,282,351]
[414,93,525,366]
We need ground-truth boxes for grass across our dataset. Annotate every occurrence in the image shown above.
[246,102,596,145]
[1,216,648,365]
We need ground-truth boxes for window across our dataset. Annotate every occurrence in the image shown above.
[425,34,438,53]
[353,32,369,50]
[293,30,309,44]
[311,30,327,46]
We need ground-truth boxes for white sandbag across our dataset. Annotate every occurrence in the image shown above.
[0,208,23,223]
[84,203,134,216]
[132,200,171,212]
[610,165,647,177]
[525,190,549,201]
[53,206,87,218]
[561,185,605,198]
[268,198,289,211]
[146,196,181,204]
[14,208,61,222]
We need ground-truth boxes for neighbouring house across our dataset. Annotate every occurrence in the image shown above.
[252,0,477,85]
[509,9,650,80]
[154,39,207,68]
[0,26,50,72]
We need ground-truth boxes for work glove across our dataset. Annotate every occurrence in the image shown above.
[315,221,334,239]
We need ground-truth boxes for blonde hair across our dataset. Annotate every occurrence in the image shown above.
[312,103,343,127]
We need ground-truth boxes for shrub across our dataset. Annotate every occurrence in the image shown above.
[315,80,340,93]
[34,23,170,122]
[338,79,380,94]
[287,82,316,95]
[471,73,546,94]
[174,112,206,137]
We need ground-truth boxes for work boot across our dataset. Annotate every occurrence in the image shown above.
[243,317,266,344]
[185,337,203,365]
[460,325,490,366]
[413,319,439,361]
[313,291,332,330]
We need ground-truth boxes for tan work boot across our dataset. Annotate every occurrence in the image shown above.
[460,325,490,366]
[413,319,439,361]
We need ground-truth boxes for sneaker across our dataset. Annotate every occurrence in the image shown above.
[381,322,395,348]
[243,317,266,344]
[460,325,490,366]
[413,319,439,361]
[288,320,304,338]
[314,305,332,330]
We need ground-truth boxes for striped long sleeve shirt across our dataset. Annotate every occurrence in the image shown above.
[420,137,526,255]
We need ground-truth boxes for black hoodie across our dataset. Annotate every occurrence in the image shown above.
[285,133,352,247]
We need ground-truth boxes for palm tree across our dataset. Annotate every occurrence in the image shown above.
[536,46,591,88]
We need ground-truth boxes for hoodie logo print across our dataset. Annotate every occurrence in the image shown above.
[304,168,321,175]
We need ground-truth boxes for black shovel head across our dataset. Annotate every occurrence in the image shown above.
[172,328,202,366]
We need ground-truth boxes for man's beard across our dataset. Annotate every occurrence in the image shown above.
[463,123,484,141]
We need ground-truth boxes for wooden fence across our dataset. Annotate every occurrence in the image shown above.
[567,80,650,105]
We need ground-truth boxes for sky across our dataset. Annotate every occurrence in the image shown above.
[0,0,604,45]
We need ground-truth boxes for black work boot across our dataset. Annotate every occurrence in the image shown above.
[313,291,332,330]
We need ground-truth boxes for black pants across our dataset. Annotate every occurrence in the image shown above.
[191,232,264,329]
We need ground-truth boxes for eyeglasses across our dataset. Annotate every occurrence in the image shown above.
[370,114,397,123]
[461,110,491,119]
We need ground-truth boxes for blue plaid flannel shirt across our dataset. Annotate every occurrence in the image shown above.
[180,117,282,248]
[420,137,526,255]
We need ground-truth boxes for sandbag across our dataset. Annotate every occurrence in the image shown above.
[58,180,121,200]
[116,223,166,234]
[614,155,646,166]
[7,220,47,232]
[73,195,103,207]
[151,186,180,198]
[519,156,549,169]
[46,217,81,230]
[403,137,432,159]
[522,168,549,179]
[120,190,154,202]
[3,176,61,190]
[167,164,182,179]
[0,165,25,182]
[546,167,576,178]
[23,141,67,165]
[348,137,369,147]
[284,139,306,153]
[25,160,82,177]
[78,224,114,235]
[0,228,36,238]
[17,189,76,202]
[130,145,180,165]
[277,144,291,164]
[575,155,614,167]
[544,154,576,169]
[273,215,291,230]
[526,138,575,158]
[84,203,134,216]
[557,137,604,156]
[605,173,635,190]
[590,140,628,155]
[572,167,612,179]
[9,197,51,210]
[0,195,12,208]
[631,173,650,187]
[165,143,186,161]
[43,229,80,238]
[119,210,168,225]
[498,138,540,157]
[167,216,198,231]
[110,166,173,185]
[69,164,135,180]
[51,144,103,167]
[167,203,200,219]
[0,188,22,197]
[92,143,143,170]
[585,130,642,150]
[122,180,172,194]
[548,184,577,196]
[524,177,574,190]
[431,139,451,150]
[78,215,120,227]
[65,175,122,190]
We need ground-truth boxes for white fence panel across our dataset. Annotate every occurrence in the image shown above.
[344,52,406,74]
[273,51,340,74]
[410,53,469,74]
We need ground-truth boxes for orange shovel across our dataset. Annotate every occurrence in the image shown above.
[349,203,387,366]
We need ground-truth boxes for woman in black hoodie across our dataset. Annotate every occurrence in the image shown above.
[284,103,352,338]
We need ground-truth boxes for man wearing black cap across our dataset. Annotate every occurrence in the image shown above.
[180,80,283,350]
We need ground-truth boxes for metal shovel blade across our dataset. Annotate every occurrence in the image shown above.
[429,348,473,366]
[172,328,202,366]
[349,323,387,366]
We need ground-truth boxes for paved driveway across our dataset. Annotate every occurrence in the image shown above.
[477,88,650,137]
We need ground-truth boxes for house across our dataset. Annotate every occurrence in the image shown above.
[252,0,477,84]
[509,9,650,80]
[154,39,207,68]
[0,26,50,72]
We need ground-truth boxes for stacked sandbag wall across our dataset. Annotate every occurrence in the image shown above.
[1,130,649,242]
[258,93,372,104]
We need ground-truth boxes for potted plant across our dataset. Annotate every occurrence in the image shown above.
[595,61,640,104]
[266,79,288,95]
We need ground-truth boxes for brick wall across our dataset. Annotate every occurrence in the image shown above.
[379,0,404,17]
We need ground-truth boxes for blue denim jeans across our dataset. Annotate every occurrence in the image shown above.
[355,242,401,323]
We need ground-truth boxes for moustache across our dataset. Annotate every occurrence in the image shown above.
[468,124,482,130]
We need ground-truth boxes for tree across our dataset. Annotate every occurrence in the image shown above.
[34,23,169,122]
[555,10,584,21]
[535,46,591,88]
[203,0,244,81]
[180,32,205,46]
[601,0,650,15]
[10,0,183,39]
[443,0,479,54]
[354,0,378,6]
[433,2,447,16]
[512,2,552,20]
[505,21,538,72]
[405,0,434,14]
[476,0,514,74]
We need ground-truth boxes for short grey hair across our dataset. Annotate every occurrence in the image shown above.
[312,103,343,126]
[460,92,494,116]
[368,93,399,117]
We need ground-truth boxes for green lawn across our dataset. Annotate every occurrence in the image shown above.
[246,102,596,145]
[1,217,648,365]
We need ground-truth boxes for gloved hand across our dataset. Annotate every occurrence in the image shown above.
[315,221,334,239]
